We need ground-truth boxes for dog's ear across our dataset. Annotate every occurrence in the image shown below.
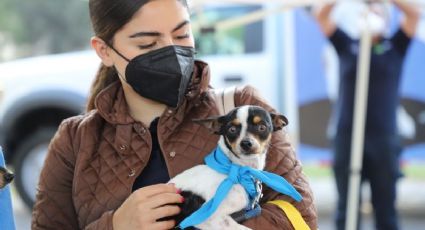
[193,116,225,134]
[270,113,288,131]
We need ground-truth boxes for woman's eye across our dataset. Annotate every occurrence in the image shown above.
[175,34,190,40]
[258,124,267,132]
[228,126,237,133]
[138,42,157,49]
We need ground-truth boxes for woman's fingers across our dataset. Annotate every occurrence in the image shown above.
[151,205,181,220]
[113,183,183,230]
[133,183,179,200]
[146,192,183,209]
[151,219,177,230]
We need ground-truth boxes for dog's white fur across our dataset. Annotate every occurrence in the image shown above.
[169,106,269,230]
[169,161,250,230]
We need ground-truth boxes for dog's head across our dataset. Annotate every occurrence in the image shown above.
[0,166,14,189]
[194,105,288,169]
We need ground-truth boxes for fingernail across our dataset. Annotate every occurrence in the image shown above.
[181,196,185,203]
[176,188,182,194]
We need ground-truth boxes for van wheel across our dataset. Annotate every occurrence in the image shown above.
[13,127,57,209]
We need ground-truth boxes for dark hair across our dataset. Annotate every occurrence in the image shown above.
[87,0,189,111]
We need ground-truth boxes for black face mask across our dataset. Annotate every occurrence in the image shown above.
[112,45,195,108]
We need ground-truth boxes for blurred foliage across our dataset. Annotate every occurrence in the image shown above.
[192,5,262,56]
[402,164,425,180]
[0,0,92,58]
[303,165,333,178]
[304,164,425,179]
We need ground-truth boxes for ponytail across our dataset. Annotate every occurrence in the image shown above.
[86,64,118,111]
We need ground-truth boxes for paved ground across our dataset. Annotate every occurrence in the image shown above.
[310,178,425,229]
[12,178,425,229]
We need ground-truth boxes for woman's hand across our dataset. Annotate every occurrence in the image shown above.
[112,184,183,230]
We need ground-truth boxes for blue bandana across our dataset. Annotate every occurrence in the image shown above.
[179,147,302,229]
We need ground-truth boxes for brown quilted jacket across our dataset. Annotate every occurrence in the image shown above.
[32,61,317,230]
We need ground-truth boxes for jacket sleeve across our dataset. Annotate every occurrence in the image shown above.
[31,118,80,229]
[31,117,115,230]
[235,85,318,230]
[84,211,114,230]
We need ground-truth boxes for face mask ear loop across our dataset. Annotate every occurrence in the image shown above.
[107,43,131,62]
[103,41,130,82]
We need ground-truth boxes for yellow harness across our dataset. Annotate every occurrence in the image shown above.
[267,200,311,230]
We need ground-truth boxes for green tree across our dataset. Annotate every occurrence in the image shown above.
[0,0,92,58]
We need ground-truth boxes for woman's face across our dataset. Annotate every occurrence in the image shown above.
[109,0,194,78]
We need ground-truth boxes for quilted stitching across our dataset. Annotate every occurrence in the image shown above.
[32,63,317,230]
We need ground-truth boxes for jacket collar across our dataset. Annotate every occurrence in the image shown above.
[95,60,211,125]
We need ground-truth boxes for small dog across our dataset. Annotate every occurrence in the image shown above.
[0,166,14,189]
[169,105,289,230]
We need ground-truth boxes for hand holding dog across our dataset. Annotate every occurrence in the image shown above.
[112,184,183,230]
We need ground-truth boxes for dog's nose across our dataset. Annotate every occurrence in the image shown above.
[240,140,253,151]
[4,173,14,183]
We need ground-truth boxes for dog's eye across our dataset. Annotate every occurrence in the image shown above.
[228,126,237,133]
[258,124,267,132]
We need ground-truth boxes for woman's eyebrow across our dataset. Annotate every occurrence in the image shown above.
[128,20,189,38]
[129,31,161,38]
[172,20,190,32]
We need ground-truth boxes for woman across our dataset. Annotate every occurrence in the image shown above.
[31,0,317,229]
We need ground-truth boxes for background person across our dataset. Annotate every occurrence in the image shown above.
[314,1,419,229]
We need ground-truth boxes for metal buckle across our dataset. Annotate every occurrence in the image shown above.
[251,180,263,209]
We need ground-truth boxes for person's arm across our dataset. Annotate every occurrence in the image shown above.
[31,117,116,230]
[388,0,420,55]
[31,118,81,230]
[314,3,337,37]
[32,117,182,230]
[313,3,352,55]
[393,0,420,38]
[235,86,318,230]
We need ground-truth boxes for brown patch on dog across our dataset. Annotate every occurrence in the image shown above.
[231,119,241,126]
[225,136,241,158]
[253,116,262,124]
[259,134,272,154]
[229,142,239,153]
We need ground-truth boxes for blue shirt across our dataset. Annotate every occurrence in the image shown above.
[330,28,411,144]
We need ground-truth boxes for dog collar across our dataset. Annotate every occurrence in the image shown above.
[178,147,302,229]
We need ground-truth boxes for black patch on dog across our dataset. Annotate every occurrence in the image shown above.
[223,137,240,158]
[220,110,239,138]
[247,107,273,141]
[220,109,242,158]
[159,191,205,229]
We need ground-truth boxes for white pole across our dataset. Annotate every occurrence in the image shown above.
[345,12,373,230]
[282,10,301,150]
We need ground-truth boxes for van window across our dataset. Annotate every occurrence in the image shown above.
[192,5,264,56]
